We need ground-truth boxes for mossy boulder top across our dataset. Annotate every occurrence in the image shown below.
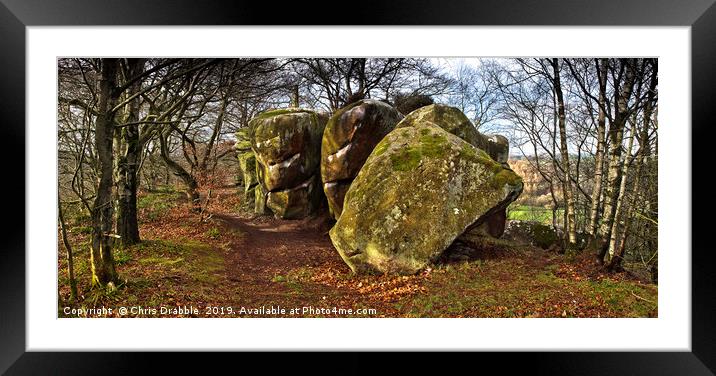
[249,108,328,219]
[397,104,510,163]
[235,127,252,153]
[330,122,523,275]
[321,99,403,219]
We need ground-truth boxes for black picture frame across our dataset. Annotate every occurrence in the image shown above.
[1,0,714,374]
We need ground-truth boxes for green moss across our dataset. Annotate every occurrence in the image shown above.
[395,104,499,157]
[579,279,657,317]
[390,148,422,171]
[137,190,180,222]
[490,169,523,189]
[418,132,448,158]
[186,245,224,284]
[235,128,253,152]
[331,122,524,276]
[459,143,477,159]
[531,223,558,249]
[139,257,184,266]
[205,227,221,239]
[372,139,390,156]
[458,145,502,174]
[285,266,314,282]
[535,270,561,284]
[387,129,449,171]
[253,107,313,121]
[113,249,132,265]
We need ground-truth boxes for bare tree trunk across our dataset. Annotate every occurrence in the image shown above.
[291,84,300,107]
[597,59,637,264]
[58,196,77,302]
[115,58,144,246]
[199,93,229,174]
[605,118,636,266]
[551,58,577,246]
[90,58,119,287]
[607,60,657,271]
[160,128,201,212]
[587,58,608,250]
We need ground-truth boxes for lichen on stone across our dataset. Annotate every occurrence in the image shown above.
[248,107,327,218]
[320,99,403,219]
[330,120,523,275]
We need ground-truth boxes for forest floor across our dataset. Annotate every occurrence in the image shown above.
[58,186,658,318]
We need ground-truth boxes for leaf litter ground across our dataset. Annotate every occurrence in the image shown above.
[58,187,657,318]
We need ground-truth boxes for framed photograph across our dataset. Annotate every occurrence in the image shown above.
[2,0,714,373]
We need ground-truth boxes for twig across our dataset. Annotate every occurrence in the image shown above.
[634,211,658,226]
[631,291,655,304]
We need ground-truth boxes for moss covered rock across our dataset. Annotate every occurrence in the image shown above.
[254,181,270,215]
[235,127,252,153]
[396,104,515,238]
[249,108,328,218]
[237,151,258,204]
[502,220,559,249]
[321,99,403,219]
[397,104,510,163]
[235,127,258,207]
[330,122,523,274]
[267,174,322,219]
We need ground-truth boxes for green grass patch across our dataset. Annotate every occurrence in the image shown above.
[398,255,656,318]
[206,227,221,239]
[137,189,180,221]
[138,257,184,266]
[113,249,132,266]
[578,279,657,317]
[508,205,561,224]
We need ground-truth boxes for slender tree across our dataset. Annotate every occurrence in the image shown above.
[551,58,578,245]
[89,58,120,287]
[597,58,638,264]
[58,192,78,302]
[114,58,145,246]
[586,58,609,249]
[607,59,658,270]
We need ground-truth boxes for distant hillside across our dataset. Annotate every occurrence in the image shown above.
[508,158,563,208]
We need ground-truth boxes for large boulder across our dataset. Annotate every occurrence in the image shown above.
[321,99,404,219]
[330,122,523,274]
[249,108,328,219]
[397,104,509,163]
[397,104,513,237]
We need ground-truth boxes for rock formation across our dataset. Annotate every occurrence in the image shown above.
[235,128,258,205]
[330,120,523,275]
[396,104,514,237]
[396,104,509,163]
[249,108,328,219]
[321,99,403,219]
